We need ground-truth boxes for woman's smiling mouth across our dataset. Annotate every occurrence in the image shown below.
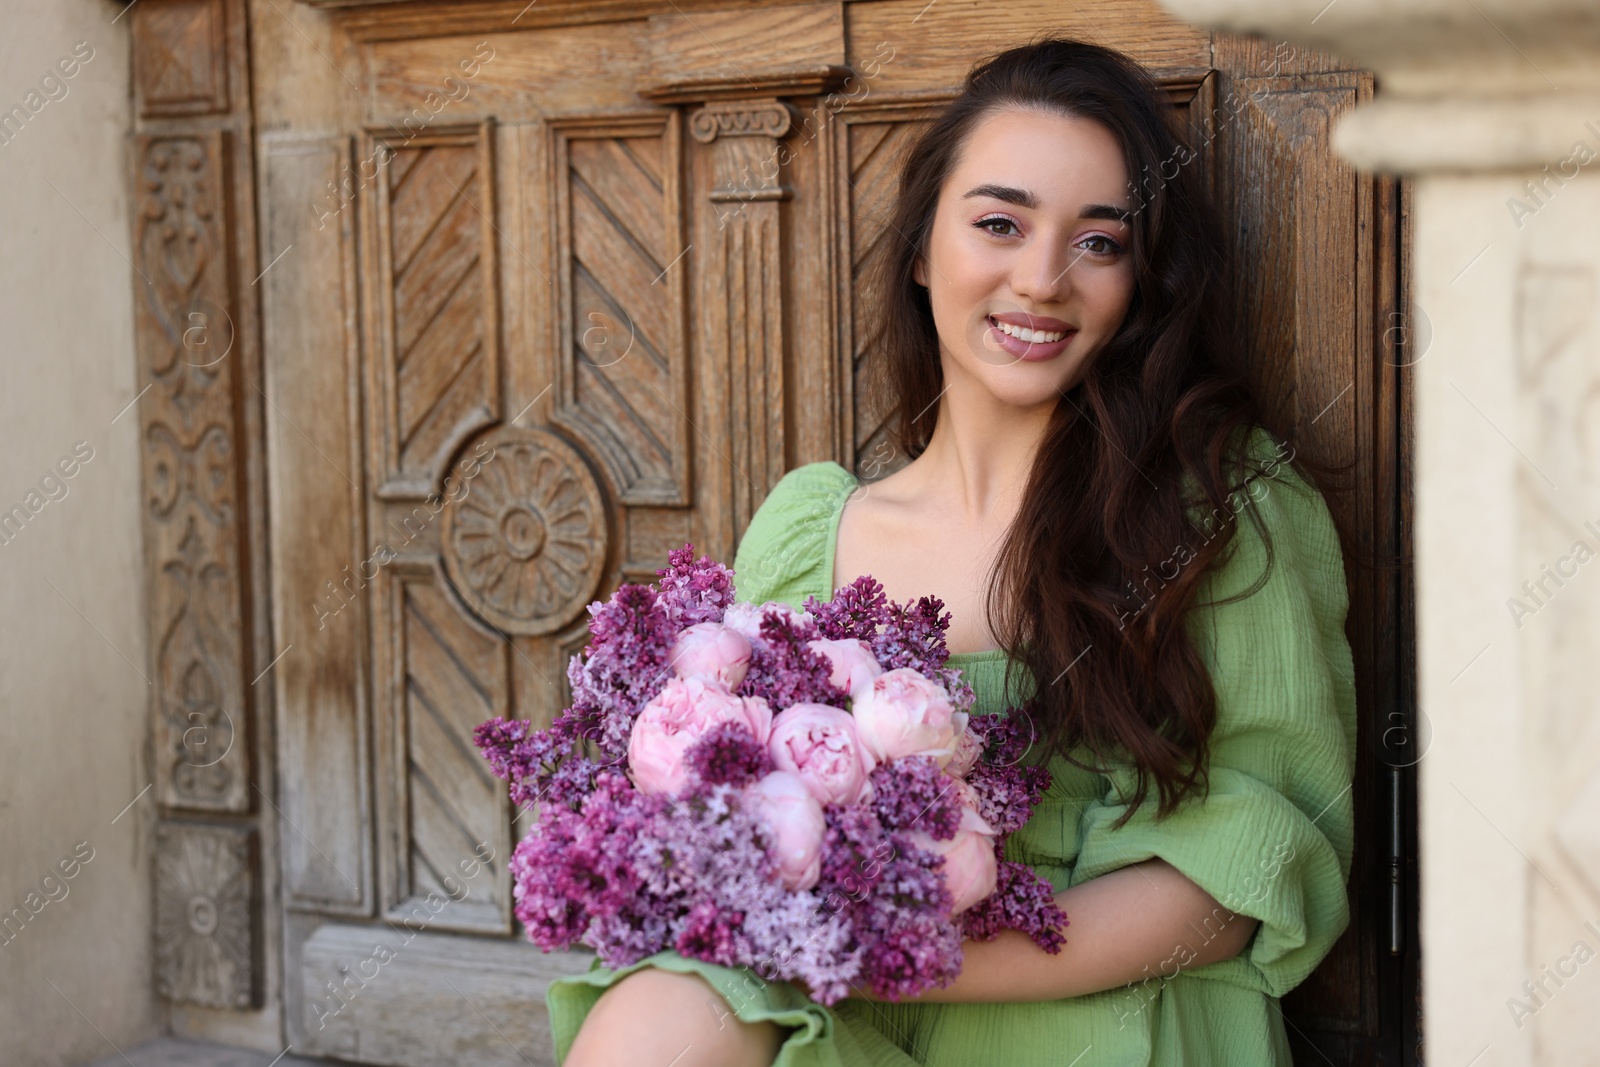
[986,313,1077,360]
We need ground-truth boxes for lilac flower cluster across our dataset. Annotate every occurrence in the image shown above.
[737,609,846,709]
[811,804,961,1002]
[962,713,1053,835]
[958,853,1070,952]
[474,545,1065,1005]
[806,577,976,712]
[685,721,773,787]
[472,717,597,812]
[870,756,963,841]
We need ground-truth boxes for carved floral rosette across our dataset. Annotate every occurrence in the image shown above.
[154,822,257,1009]
[439,426,608,635]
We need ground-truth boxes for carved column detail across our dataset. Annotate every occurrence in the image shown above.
[128,0,265,1018]
[696,96,804,550]
[133,130,250,815]
[690,100,796,144]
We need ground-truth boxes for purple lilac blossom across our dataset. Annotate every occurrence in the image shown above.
[958,850,1069,953]
[804,576,890,642]
[869,756,963,841]
[472,716,599,812]
[655,544,737,627]
[870,596,953,674]
[685,721,774,787]
[737,609,847,709]
[563,583,677,759]
[963,712,1052,835]
[814,804,963,1001]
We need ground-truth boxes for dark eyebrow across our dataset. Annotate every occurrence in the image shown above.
[1080,203,1133,226]
[962,184,1132,225]
[963,183,1038,209]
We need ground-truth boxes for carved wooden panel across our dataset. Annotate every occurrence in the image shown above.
[549,113,691,507]
[130,0,229,117]
[1222,74,1370,450]
[364,427,611,931]
[379,564,513,932]
[130,0,272,1028]
[301,924,590,1066]
[132,130,251,815]
[839,111,933,467]
[154,822,258,1008]
[261,135,374,915]
[366,121,500,499]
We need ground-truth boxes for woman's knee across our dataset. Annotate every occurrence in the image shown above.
[564,968,783,1067]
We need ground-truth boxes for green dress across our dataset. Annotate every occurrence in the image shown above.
[547,436,1358,1066]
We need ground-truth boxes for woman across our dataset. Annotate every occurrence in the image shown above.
[548,36,1356,1066]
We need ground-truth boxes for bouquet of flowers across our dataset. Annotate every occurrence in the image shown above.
[473,545,1067,1004]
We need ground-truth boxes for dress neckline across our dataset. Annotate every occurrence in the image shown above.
[820,462,1009,664]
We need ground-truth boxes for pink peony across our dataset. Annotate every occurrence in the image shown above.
[768,703,877,805]
[851,668,969,768]
[747,770,826,890]
[668,622,753,687]
[953,777,987,816]
[806,637,884,696]
[628,677,773,797]
[946,728,984,778]
[723,600,813,645]
[912,804,998,914]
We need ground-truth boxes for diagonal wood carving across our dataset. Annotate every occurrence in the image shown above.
[387,571,512,932]
[366,121,500,499]
[550,113,690,507]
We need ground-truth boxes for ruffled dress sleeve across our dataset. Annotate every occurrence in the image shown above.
[732,461,859,608]
[1068,433,1358,998]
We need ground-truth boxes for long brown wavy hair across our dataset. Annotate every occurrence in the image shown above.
[869,36,1346,824]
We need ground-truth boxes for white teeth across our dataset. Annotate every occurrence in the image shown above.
[993,319,1066,344]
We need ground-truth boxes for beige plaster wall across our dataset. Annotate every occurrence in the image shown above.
[1413,162,1600,1067]
[0,2,162,1064]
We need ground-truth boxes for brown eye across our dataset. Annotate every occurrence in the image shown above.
[1079,234,1124,256]
[975,215,1020,237]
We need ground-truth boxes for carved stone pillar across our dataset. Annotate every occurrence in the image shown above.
[1159,2,1600,1063]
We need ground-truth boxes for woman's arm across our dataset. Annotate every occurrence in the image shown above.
[870,859,1258,1004]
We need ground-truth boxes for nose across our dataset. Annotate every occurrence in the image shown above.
[1009,231,1078,306]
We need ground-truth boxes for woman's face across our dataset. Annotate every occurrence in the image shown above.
[913,106,1137,410]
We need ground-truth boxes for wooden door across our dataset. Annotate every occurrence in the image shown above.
[123,1,1413,1063]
